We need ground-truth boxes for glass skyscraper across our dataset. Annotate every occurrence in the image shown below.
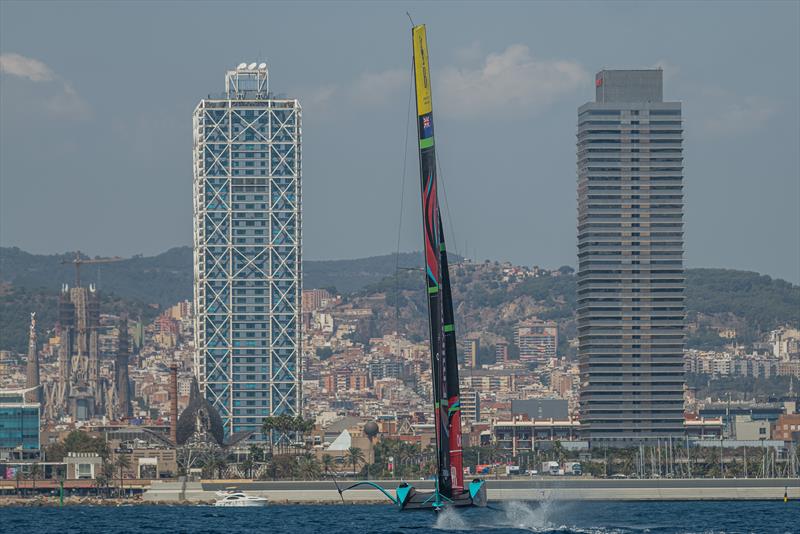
[577,70,685,446]
[0,388,40,459]
[193,64,301,438]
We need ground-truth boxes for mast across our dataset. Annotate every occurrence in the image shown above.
[411,23,464,496]
[439,213,464,492]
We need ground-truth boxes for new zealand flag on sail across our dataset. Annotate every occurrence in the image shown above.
[420,113,434,139]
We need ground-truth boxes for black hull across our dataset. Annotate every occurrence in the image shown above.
[397,480,487,511]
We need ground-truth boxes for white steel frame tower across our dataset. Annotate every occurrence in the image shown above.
[193,63,302,439]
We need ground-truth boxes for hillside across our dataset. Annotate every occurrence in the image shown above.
[0,283,161,356]
[0,247,425,304]
[0,247,191,308]
[1,246,797,354]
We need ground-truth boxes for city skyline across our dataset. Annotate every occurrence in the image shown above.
[1,2,798,284]
[1,3,799,520]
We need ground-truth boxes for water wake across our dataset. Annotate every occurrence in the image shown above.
[433,500,553,532]
[433,505,471,530]
[433,500,628,533]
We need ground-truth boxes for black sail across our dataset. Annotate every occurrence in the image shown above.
[412,23,464,497]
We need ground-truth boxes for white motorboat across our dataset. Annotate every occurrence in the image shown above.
[213,491,268,507]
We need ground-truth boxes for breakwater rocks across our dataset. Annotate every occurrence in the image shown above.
[0,496,142,507]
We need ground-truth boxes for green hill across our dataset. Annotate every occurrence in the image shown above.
[0,247,425,305]
[1,246,797,354]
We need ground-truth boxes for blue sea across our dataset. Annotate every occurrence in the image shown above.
[0,501,797,534]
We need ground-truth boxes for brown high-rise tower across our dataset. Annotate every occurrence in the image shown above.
[25,312,42,405]
[115,315,132,419]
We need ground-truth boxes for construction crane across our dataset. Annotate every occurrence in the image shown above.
[61,250,123,287]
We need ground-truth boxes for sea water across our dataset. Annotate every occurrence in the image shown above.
[0,501,797,533]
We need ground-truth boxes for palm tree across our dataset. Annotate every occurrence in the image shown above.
[275,414,294,454]
[101,461,115,497]
[553,441,567,464]
[273,454,297,479]
[94,474,108,497]
[298,454,321,480]
[345,447,365,478]
[248,444,264,463]
[240,458,254,479]
[321,454,334,474]
[115,455,131,498]
[30,463,41,493]
[207,452,228,480]
[261,417,276,458]
[292,415,314,451]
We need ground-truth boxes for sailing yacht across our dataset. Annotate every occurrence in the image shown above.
[336,23,487,511]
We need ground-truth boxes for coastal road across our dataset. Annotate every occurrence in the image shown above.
[196,478,800,502]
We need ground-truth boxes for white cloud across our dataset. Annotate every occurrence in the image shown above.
[0,52,90,119]
[437,44,588,119]
[44,82,91,120]
[454,41,483,64]
[349,69,407,106]
[302,46,585,119]
[305,84,338,109]
[0,53,54,82]
[300,69,407,114]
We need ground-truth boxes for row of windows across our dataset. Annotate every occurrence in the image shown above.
[581,108,681,115]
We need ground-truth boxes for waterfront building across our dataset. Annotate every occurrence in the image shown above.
[772,414,800,444]
[0,387,40,461]
[577,69,685,445]
[193,63,302,438]
[492,417,583,456]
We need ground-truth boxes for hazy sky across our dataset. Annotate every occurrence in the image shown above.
[1,1,798,282]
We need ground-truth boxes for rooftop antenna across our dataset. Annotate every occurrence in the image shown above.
[406,12,414,26]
